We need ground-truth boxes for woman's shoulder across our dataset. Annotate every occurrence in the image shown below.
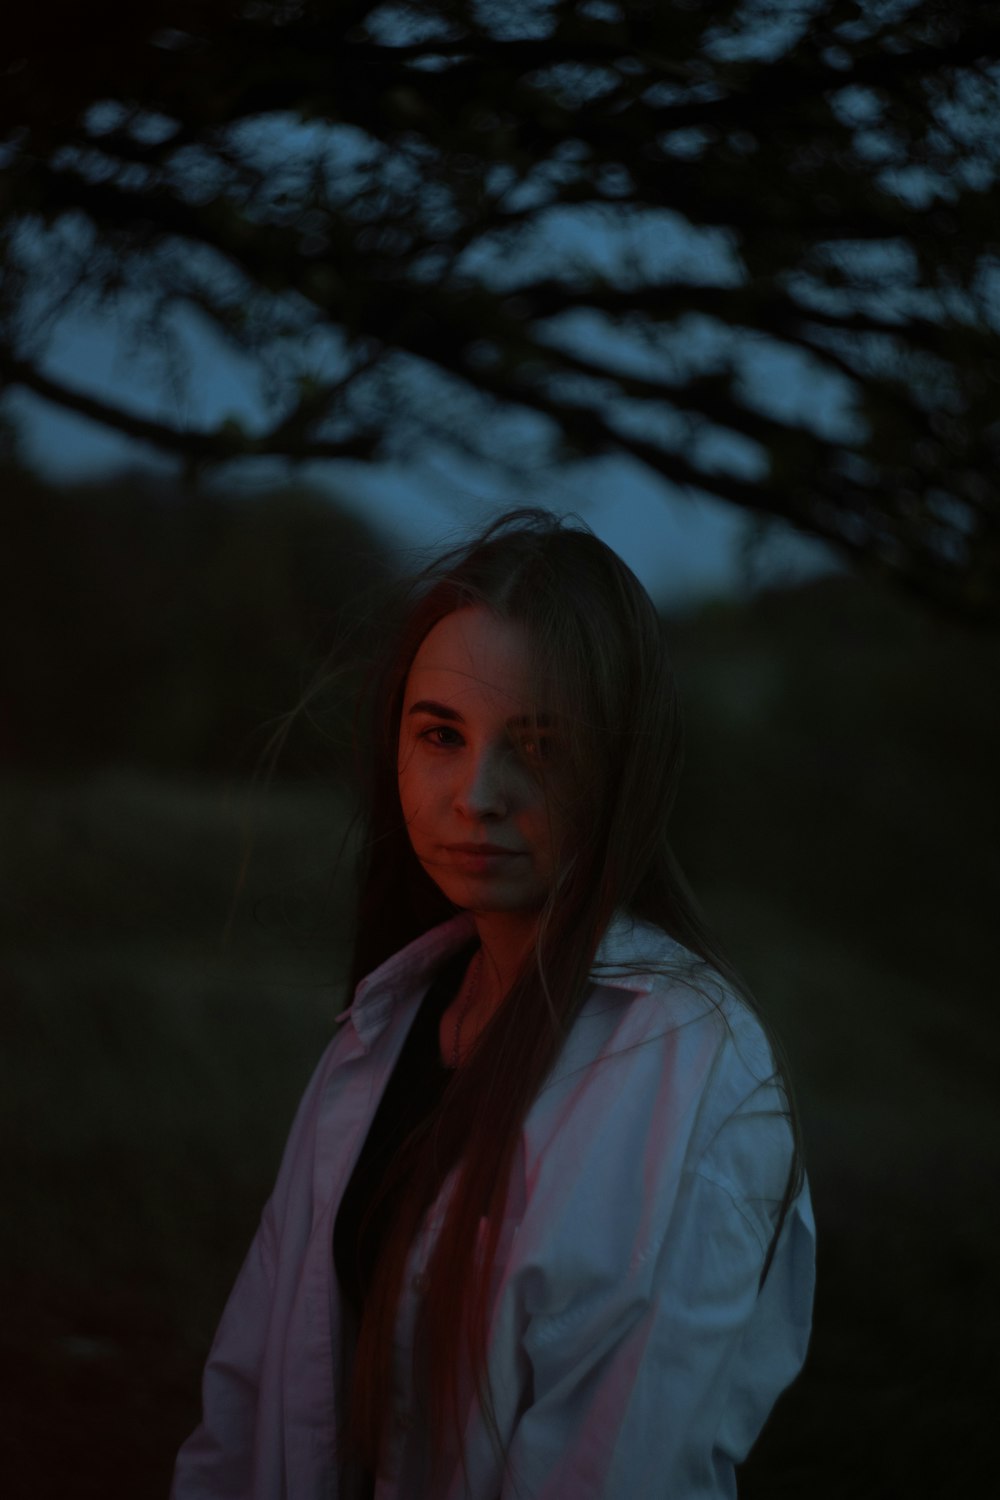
[559,914,791,1172]
[588,913,775,1080]
[523,916,797,1245]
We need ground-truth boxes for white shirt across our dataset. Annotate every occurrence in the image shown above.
[172,911,815,1499]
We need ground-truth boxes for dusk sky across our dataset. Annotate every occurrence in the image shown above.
[9,297,841,612]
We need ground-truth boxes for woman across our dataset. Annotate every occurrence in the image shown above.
[172,509,815,1500]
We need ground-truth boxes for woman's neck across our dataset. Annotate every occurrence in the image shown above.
[470,910,538,1009]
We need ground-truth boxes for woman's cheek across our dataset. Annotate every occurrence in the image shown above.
[401,770,444,831]
[397,764,420,827]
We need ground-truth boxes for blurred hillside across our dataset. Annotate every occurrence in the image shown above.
[1,471,997,1498]
[668,580,1000,1497]
[671,574,998,1007]
[1,460,392,776]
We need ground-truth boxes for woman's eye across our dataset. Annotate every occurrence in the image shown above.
[519,735,555,764]
[420,725,463,748]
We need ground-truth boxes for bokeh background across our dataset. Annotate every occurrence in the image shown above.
[3,4,999,1498]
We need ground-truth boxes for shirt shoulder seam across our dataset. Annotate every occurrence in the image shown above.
[692,1161,772,1257]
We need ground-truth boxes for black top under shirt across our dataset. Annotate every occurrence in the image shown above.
[333,942,475,1314]
[333,944,475,1499]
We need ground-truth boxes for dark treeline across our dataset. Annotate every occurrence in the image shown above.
[2,460,391,777]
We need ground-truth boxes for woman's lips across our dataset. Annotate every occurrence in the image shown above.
[445,843,523,855]
[442,843,527,873]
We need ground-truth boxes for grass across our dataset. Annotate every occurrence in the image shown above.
[1,769,350,1498]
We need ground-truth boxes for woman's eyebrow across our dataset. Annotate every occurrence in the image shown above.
[407,701,553,728]
[408,699,464,722]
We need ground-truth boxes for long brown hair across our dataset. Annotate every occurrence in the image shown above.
[341,508,803,1493]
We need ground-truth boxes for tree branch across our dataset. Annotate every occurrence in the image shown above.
[0,350,379,465]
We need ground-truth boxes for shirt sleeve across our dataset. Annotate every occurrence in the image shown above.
[169,1201,278,1499]
[502,1117,815,1500]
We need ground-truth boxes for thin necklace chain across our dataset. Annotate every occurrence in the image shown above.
[451,948,484,1069]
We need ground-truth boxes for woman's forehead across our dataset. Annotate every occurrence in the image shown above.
[404,607,542,715]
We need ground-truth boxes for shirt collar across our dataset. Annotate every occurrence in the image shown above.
[338,910,661,1041]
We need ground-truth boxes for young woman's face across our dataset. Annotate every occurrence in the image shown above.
[397,606,568,918]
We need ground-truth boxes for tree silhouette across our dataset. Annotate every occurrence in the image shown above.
[3,0,999,619]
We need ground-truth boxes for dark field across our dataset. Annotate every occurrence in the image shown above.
[2,577,997,1499]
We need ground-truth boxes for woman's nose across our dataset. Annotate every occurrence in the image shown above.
[454,746,509,819]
